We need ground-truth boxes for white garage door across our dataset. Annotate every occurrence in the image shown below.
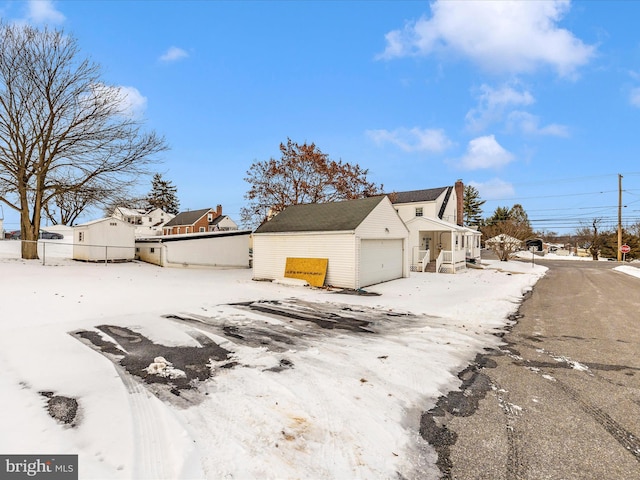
[359,239,403,287]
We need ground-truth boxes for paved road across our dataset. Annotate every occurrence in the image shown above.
[422,260,640,480]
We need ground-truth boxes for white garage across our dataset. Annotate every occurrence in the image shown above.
[252,196,409,290]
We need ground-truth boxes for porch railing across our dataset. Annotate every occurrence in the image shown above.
[435,250,444,274]
[441,249,466,273]
[411,247,430,272]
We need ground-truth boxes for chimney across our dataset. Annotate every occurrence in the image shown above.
[216,204,222,217]
[455,179,464,226]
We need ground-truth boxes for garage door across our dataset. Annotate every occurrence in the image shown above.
[359,239,403,287]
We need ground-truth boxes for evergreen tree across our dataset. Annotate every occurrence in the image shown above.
[485,206,511,226]
[463,185,486,226]
[146,173,180,215]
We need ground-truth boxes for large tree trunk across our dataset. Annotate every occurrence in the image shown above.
[20,219,39,260]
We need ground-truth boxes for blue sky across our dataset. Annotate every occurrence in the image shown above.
[2,0,640,234]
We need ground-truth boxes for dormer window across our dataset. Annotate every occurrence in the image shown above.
[415,207,423,217]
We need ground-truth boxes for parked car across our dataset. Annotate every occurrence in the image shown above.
[4,230,63,240]
[39,230,64,240]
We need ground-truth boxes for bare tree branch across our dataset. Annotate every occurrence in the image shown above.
[0,24,168,258]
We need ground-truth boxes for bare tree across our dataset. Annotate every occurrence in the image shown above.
[241,138,381,227]
[482,219,532,261]
[574,218,604,260]
[0,24,167,258]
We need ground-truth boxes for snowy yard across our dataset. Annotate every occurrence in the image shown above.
[1,238,635,479]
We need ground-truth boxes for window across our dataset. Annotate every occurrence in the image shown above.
[199,227,205,232]
[415,207,423,217]
[150,248,155,253]
[208,214,213,222]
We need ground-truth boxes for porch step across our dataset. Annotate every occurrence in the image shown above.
[423,262,437,273]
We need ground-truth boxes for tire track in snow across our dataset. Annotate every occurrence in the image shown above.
[117,368,170,480]
[513,343,640,462]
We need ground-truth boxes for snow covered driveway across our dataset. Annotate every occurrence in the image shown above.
[0,252,547,479]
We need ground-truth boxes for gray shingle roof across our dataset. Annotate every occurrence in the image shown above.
[254,196,386,234]
[388,187,448,204]
[163,208,213,227]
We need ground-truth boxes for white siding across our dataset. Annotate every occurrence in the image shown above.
[394,202,439,223]
[439,189,458,224]
[73,218,135,261]
[253,233,357,289]
[164,233,249,267]
[356,197,408,239]
[356,197,409,283]
[136,232,250,268]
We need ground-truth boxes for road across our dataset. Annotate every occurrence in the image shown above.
[421,259,640,480]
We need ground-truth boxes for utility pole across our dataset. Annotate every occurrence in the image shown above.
[618,174,623,261]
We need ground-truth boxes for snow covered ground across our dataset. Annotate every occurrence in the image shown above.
[0,238,637,479]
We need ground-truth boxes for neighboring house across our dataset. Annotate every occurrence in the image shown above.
[162,205,227,235]
[390,180,481,273]
[73,217,135,262]
[112,207,175,237]
[485,234,523,257]
[211,215,238,231]
[135,230,251,268]
[486,234,523,247]
[252,195,409,290]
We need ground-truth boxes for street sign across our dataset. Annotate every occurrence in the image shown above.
[620,244,631,254]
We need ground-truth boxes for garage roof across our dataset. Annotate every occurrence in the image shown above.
[254,196,387,233]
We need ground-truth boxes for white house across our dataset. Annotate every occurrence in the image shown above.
[390,180,481,273]
[485,234,523,250]
[112,207,175,237]
[135,230,251,268]
[252,196,409,290]
[73,217,136,262]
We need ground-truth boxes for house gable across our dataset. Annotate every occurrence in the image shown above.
[163,206,223,235]
[389,181,463,225]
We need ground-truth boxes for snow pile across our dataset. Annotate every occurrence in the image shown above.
[145,356,186,379]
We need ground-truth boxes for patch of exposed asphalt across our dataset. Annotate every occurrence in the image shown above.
[229,300,377,333]
[72,325,231,392]
[40,391,79,425]
[419,351,500,478]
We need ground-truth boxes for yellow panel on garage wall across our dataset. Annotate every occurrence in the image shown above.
[284,258,328,287]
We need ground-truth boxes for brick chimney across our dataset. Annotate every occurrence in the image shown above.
[455,179,464,226]
[216,204,222,217]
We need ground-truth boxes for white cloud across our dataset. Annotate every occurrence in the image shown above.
[459,135,514,170]
[630,87,640,108]
[469,178,515,200]
[377,0,595,77]
[85,84,147,119]
[159,46,189,63]
[26,0,65,24]
[466,83,535,131]
[116,86,148,119]
[366,127,453,153]
[506,111,569,137]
